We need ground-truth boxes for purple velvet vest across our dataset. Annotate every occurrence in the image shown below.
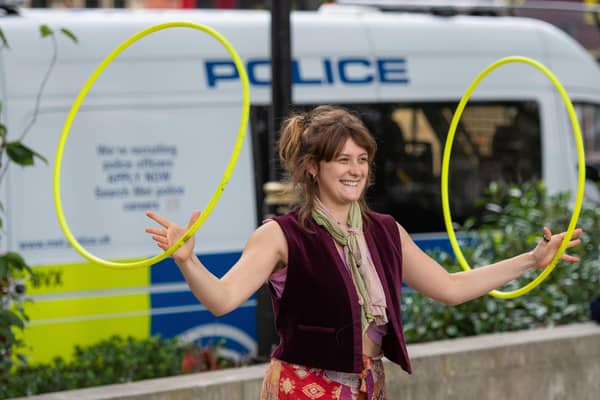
[271,210,412,374]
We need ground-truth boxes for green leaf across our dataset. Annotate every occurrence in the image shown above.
[60,28,78,44]
[32,148,48,164]
[0,309,25,330]
[6,141,47,166]
[0,326,16,344]
[0,256,7,281]
[0,123,6,139]
[5,251,26,264]
[40,25,54,38]
[1,252,30,273]
[0,28,9,49]
[16,353,28,366]
[6,141,34,166]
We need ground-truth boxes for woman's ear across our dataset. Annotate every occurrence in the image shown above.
[307,160,318,180]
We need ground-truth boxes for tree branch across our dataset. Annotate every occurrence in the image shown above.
[18,33,58,142]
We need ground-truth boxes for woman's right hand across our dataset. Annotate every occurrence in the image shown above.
[145,210,201,264]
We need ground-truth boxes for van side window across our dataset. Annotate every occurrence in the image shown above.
[250,102,541,233]
[576,103,600,182]
[366,102,541,233]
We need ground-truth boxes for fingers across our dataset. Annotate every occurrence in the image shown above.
[572,228,583,238]
[560,254,581,263]
[147,232,169,251]
[146,210,200,230]
[543,226,552,240]
[555,228,583,241]
[186,210,202,229]
[144,214,170,249]
[145,210,200,252]
[146,210,171,228]
[145,226,169,248]
[543,227,584,244]
[152,234,169,246]
[546,227,583,264]
[145,227,165,236]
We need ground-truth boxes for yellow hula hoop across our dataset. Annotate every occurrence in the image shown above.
[441,56,585,299]
[53,22,251,269]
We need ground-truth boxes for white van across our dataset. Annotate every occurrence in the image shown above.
[1,5,599,364]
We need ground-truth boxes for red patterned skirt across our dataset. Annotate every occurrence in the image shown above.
[260,355,386,400]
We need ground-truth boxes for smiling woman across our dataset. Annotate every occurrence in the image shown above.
[278,105,377,227]
[312,139,369,211]
[145,105,583,400]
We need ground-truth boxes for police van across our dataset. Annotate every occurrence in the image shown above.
[1,4,599,364]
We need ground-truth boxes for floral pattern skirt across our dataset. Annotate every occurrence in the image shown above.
[260,355,386,400]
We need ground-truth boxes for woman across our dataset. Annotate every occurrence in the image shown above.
[145,105,582,399]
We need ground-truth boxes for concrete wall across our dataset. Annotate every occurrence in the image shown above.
[13,323,600,400]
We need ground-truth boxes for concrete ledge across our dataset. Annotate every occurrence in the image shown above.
[13,323,600,400]
[386,322,600,400]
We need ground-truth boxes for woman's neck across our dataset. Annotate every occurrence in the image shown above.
[315,198,351,227]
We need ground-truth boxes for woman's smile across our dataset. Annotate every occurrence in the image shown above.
[315,138,369,209]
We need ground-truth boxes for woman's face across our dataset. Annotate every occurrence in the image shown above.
[315,138,369,208]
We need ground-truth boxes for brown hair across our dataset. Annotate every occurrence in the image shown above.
[278,105,377,226]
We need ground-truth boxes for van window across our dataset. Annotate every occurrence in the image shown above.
[363,102,541,232]
[575,103,600,180]
[250,101,541,233]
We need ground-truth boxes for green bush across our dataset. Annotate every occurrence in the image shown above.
[0,334,243,399]
[180,338,238,373]
[1,335,182,398]
[403,181,600,343]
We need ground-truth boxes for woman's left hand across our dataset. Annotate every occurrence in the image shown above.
[530,226,583,269]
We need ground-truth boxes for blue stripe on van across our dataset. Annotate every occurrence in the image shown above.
[151,251,242,283]
[149,308,256,355]
[412,233,476,254]
[151,290,198,308]
[149,251,256,356]
[413,235,454,253]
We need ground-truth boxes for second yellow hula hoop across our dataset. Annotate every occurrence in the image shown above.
[441,56,585,299]
[53,22,251,269]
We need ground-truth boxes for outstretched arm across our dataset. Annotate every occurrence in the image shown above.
[399,223,583,305]
[146,211,287,316]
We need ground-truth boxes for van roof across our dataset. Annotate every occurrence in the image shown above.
[4,8,600,99]
[10,7,591,55]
